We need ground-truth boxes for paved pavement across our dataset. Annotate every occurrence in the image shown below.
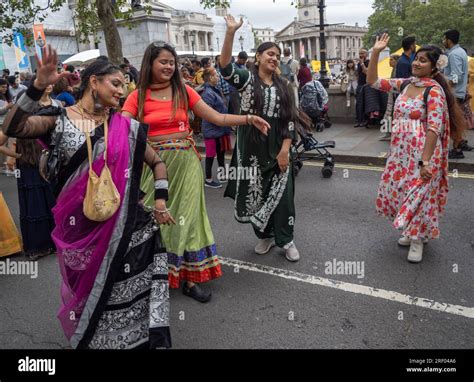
[0,160,472,349]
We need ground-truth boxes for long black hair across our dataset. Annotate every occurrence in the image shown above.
[415,45,466,142]
[137,42,188,122]
[0,78,12,102]
[76,59,122,100]
[250,41,311,142]
[250,41,297,141]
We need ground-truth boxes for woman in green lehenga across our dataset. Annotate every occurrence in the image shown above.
[122,41,270,302]
[220,15,302,262]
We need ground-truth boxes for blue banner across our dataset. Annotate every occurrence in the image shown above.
[0,42,5,71]
[13,32,30,71]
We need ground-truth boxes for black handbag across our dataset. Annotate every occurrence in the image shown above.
[38,112,65,182]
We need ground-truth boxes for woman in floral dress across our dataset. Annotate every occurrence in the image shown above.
[367,34,466,263]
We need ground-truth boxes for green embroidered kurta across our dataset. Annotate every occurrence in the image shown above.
[221,63,297,247]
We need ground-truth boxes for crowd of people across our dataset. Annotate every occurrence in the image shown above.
[339,30,474,157]
[0,15,473,349]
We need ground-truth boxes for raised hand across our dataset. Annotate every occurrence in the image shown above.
[34,45,71,90]
[373,33,390,53]
[224,14,243,34]
[251,115,271,136]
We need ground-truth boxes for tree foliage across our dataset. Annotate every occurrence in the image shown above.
[364,0,474,53]
[0,0,65,45]
[0,0,153,64]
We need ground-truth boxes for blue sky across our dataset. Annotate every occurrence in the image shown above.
[160,0,374,30]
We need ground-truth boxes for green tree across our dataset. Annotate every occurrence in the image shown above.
[365,0,474,54]
[363,10,404,51]
[0,0,152,64]
[403,0,466,47]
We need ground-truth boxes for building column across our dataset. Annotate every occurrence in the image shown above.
[185,31,190,51]
[208,32,213,51]
[197,32,203,52]
[307,37,312,60]
[204,32,209,51]
[315,36,320,61]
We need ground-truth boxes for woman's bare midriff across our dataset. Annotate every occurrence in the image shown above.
[148,131,190,142]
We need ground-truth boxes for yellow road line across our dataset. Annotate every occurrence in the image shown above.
[222,153,474,179]
[303,161,474,179]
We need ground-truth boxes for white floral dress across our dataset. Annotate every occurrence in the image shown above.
[371,77,450,240]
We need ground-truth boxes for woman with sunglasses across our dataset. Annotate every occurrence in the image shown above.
[2,46,174,349]
[122,41,270,302]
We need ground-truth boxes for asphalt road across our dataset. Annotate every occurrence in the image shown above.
[0,161,473,349]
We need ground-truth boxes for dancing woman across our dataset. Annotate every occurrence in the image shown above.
[219,15,302,262]
[2,46,174,348]
[367,34,465,263]
[122,41,270,301]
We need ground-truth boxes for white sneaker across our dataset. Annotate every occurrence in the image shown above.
[398,236,429,247]
[254,238,275,255]
[346,100,351,108]
[407,240,423,263]
[284,241,300,262]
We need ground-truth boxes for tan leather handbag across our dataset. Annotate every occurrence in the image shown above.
[83,118,121,222]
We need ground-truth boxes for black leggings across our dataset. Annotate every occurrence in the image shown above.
[205,138,225,179]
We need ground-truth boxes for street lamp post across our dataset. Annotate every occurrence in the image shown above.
[300,1,344,88]
[239,35,244,52]
[318,0,330,88]
[190,30,196,57]
[216,36,220,51]
[210,47,214,59]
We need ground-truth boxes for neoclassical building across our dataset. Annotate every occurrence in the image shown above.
[169,5,255,56]
[275,0,368,60]
[254,27,276,45]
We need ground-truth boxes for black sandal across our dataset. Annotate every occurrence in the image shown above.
[182,283,212,303]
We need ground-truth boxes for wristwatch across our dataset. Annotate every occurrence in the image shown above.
[418,160,430,167]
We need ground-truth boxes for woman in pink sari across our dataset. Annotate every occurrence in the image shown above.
[2,46,174,349]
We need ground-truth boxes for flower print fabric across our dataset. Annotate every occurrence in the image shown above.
[372,77,450,240]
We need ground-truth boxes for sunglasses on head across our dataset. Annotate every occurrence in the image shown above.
[152,41,175,50]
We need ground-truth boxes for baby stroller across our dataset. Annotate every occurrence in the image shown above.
[292,122,336,178]
[300,79,332,132]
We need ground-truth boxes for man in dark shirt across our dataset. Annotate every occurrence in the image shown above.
[396,36,416,79]
[355,49,370,127]
[123,57,139,84]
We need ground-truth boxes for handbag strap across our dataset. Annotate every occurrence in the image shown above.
[78,103,108,172]
[85,117,108,171]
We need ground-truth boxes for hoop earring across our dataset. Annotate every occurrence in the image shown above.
[92,90,104,113]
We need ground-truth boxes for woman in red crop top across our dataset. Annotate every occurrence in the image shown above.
[122,41,270,303]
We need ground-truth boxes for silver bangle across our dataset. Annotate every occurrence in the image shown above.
[154,179,169,189]
[153,207,169,214]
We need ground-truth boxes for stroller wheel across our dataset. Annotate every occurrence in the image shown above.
[324,120,332,129]
[324,157,335,168]
[322,165,333,178]
[316,123,324,132]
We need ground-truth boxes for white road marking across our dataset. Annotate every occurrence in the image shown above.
[219,256,474,319]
